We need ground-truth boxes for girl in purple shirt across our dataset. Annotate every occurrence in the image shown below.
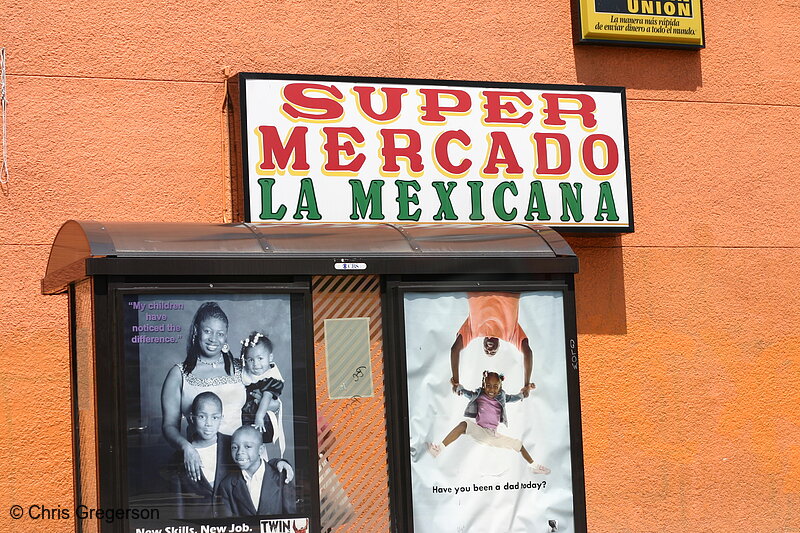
[428,371,550,475]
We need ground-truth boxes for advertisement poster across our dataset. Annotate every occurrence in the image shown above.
[577,0,705,48]
[236,74,632,231]
[404,291,577,533]
[122,292,313,533]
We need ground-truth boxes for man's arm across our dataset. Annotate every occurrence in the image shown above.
[269,458,294,483]
[521,338,534,398]
[450,334,464,392]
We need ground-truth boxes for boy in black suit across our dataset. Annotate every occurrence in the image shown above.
[219,425,296,517]
[173,392,235,518]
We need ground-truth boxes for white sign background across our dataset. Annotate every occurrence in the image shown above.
[403,291,576,533]
[241,76,631,229]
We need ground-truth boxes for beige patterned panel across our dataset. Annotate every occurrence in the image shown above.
[313,275,390,532]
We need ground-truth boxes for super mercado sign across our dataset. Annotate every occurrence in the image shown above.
[232,74,633,232]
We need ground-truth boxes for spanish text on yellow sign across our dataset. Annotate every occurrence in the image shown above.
[578,0,704,48]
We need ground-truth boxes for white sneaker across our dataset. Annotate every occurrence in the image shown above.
[529,463,551,475]
[427,442,443,458]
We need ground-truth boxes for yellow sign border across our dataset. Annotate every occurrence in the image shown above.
[577,0,704,48]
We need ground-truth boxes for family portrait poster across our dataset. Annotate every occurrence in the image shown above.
[404,291,576,533]
[122,292,312,531]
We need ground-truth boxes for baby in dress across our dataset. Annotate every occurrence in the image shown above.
[240,331,284,447]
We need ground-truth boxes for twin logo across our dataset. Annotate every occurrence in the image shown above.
[259,518,309,533]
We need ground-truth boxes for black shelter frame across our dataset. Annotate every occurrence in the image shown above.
[43,220,586,533]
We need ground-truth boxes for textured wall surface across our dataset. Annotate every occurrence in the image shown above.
[1,0,798,531]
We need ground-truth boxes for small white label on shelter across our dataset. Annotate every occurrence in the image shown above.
[334,262,367,271]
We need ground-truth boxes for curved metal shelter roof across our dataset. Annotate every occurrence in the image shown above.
[43,221,577,294]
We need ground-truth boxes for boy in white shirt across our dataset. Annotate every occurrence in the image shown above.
[218,425,296,517]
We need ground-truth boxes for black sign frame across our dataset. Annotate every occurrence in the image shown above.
[227,72,634,233]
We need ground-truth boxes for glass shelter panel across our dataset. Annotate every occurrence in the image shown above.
[312,275,390,532]
[120,291,316,533]
[401,289,580,533]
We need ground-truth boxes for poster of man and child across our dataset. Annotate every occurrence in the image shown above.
[404,291,577,533]
[123,293,313,533]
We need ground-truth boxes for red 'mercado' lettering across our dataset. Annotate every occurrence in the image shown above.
[322,127,366,173]
[482,132,523,177]
[379,129,424,174]
[582,134,619,176]
[257,126,310,173]
[533,132,571,177]
[433,130,472,175]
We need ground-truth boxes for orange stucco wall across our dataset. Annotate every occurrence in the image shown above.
[1,1,799,531]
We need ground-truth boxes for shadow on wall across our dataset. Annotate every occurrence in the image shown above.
[565,234,627,335]
[574,44,702,91]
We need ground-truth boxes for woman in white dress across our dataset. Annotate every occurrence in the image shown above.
[161,301,246,482]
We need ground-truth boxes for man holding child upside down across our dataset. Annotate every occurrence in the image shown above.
[429,291,550,474]
[449,292,535,397]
